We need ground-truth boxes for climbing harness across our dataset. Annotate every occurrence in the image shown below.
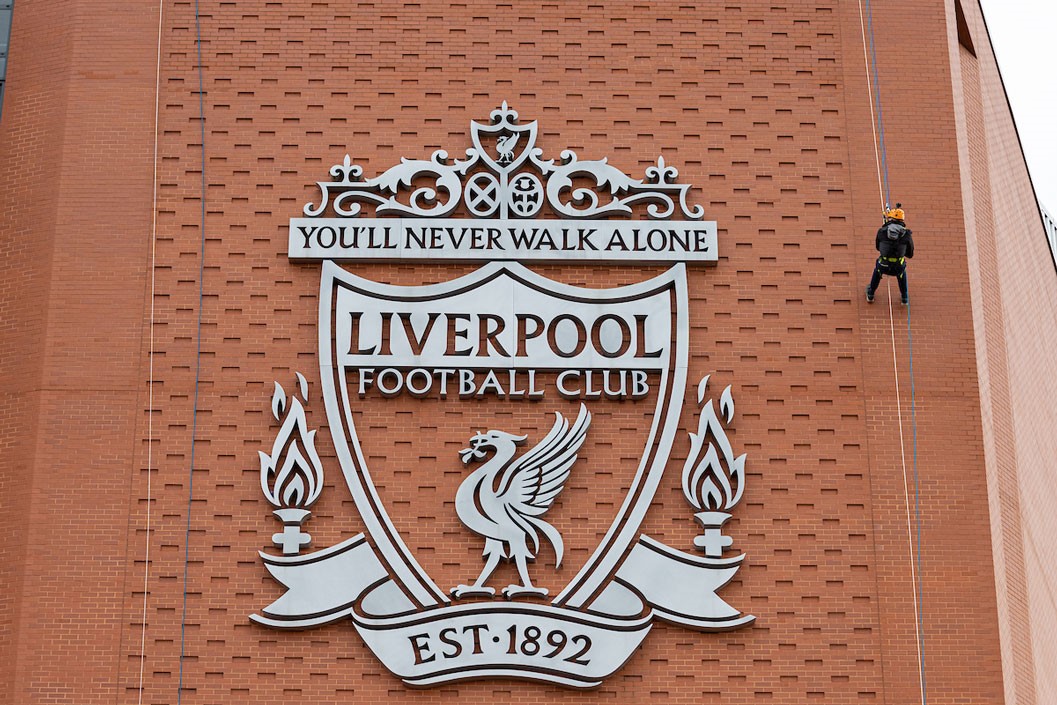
[857,1,927,704]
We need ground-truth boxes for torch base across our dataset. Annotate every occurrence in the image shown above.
[693,511,733,557]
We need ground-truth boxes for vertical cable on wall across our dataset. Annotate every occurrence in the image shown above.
[857,2,927,704]
[863,0,891,206]
[177,0,208,702]
[136,1,166,702]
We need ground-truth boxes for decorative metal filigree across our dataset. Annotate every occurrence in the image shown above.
[304,151,465,219]
[304,102,704,221]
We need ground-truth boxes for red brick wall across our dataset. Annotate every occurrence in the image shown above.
[841,1,1010,703]
[0,0,160,703]
[1,1,1049,703]
[952,1,1057,703]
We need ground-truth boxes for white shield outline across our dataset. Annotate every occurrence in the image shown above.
[470,116,538,176]
[317,260,689,609]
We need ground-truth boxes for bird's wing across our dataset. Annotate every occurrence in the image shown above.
[502,133,519,152]
[497,403,591,517]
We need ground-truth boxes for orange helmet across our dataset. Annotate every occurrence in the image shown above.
[886,207,905,221]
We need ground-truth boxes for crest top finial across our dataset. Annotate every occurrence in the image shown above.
[491,101,519,125]
[301,101,706,223]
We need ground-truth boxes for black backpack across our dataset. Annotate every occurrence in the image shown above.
[880,222,908,258]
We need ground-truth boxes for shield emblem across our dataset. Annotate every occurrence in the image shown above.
[319,259,687,599]
[469,102,538,176]
[254,261,753,687]
[310,261,686,684]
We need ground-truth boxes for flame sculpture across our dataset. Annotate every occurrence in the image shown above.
[681,375,747,557]
[259,372,325,554]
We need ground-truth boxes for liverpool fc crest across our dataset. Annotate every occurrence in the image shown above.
[251,104,753,689]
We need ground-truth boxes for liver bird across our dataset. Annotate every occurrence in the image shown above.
[451,404,591,599]
[495,133,519,164]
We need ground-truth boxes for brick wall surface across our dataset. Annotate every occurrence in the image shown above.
[952,1,1057,703]
[0,0,1050,703]
[0,0,159,703]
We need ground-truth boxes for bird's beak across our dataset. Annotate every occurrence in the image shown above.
[459,435,487,464]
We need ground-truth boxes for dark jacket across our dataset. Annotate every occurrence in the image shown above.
[875,220,914,259]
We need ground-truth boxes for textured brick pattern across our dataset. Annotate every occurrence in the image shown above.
[955,29,1035,705]
[0,0,1049,704]
[0,1,159,704]
[953,1,1057,703]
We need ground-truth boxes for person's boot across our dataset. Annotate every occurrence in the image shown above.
[865,287,874,303]
[901,294,909,305]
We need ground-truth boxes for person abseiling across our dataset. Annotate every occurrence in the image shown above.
[865,203,914,305]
